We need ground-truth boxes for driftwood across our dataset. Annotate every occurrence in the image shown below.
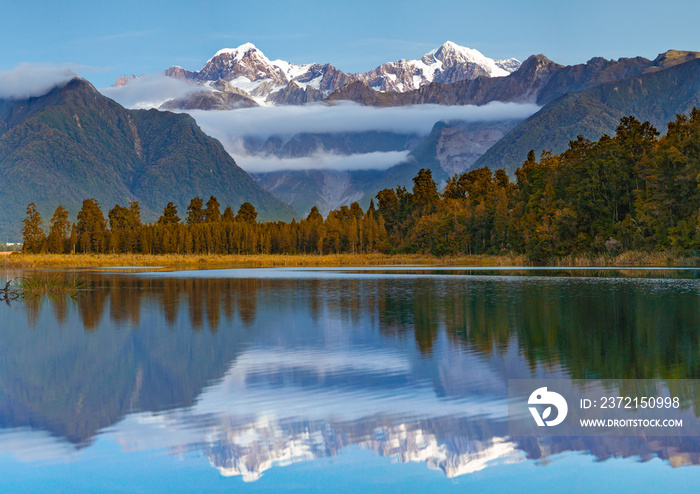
[1,277,20,302]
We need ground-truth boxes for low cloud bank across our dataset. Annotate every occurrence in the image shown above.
[188,101,539,138]
[0,64,76,99]
[233,150,412,173]
[101,75,207,109]
[188,101,538,172]
[101,76,539,173]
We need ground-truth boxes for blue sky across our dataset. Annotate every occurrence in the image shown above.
[2,0,699,87]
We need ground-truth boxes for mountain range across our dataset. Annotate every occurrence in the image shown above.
[473,52,700,174]
[2,45,700,240]
[126,41,521,108]
[193,48,698,216]
[136,43,694,113]
[0,78,295,240]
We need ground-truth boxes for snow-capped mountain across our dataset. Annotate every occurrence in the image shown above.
[152,42,520,105]
[198,43,316,88]
[358,41,520,92]
[159,43,350,104]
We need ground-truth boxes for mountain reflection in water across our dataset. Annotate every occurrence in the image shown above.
[1,268,700,482]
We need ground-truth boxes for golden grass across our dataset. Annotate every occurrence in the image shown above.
[552,251,699,267]
[0,252,529,269]
[0,251,695,270]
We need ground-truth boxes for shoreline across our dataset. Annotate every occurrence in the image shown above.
[0,251,697,269]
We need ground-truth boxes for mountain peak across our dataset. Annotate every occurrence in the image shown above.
[421,42,520,79]
[208,42,265,64]
[651,49,700,69]
[236,41,257,51]
[429,40,468,57]
[212,42,259,56]
[59,77,101,96]
[517,54,561,72]
[431,40,482,59]
[112,74,137,88]
[198,43,288,87]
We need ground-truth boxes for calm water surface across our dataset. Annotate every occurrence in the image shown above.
[1,267,700,492]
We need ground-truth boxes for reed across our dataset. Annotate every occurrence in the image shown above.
[0,251,695,269]
[552,251,697,267]
[0,252,529,269]
[15,275,91,295]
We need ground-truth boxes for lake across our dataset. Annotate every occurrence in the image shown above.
[1,266,700,492]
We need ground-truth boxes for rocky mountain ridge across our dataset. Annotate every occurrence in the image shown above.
[117,41,520,107]
[472,56,700,175]
[102,47,700,225]
[154,48,693,112]
[249,50,700,216]
[326,50,698,108]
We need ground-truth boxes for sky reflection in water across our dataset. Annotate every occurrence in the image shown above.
[0,267,699,492]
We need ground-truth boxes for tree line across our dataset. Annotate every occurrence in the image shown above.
[375,110,700,261]
[21,110,700,261]
[21,196,388,256]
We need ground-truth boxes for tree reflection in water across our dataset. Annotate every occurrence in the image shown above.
[4,268,700,478]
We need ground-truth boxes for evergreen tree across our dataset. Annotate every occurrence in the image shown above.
[204,196,221,223]
[108,202,142,253]
[303,207,323,253]
[376,188,399,229]
[21,203,46,253]
[186,197,205,225]
[158,202,181,225]
[76,198,107,253]
[367,199,376,216]
[47,205,70,254]
[306,206,322,222]
[412,168,439,207]
[222,205,235,223]
[349,202,364,220]
[236,202,258,223]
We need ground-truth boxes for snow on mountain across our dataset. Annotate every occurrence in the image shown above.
[495,58,522,73]
[151,41,521,105]
[187,43,333,104]
[197,43,288,88]
[424,41,510,76]
[206,43,312,83]
[359,41,521,92]
[270,58,313,82]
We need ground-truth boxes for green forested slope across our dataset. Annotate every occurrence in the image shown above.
[0,78,295,240]
[473,58,700,175]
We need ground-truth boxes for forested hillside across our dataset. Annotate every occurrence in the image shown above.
[0,78,295,240]
[19,110,700,262]
[474,58,700,175]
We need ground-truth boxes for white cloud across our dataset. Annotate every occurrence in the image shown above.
[101,74,208,110]
[234,150,411,173]
[99,81,538,173]
[187,101,539,138]
[0,63,76,99]
[185,101,538,172]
